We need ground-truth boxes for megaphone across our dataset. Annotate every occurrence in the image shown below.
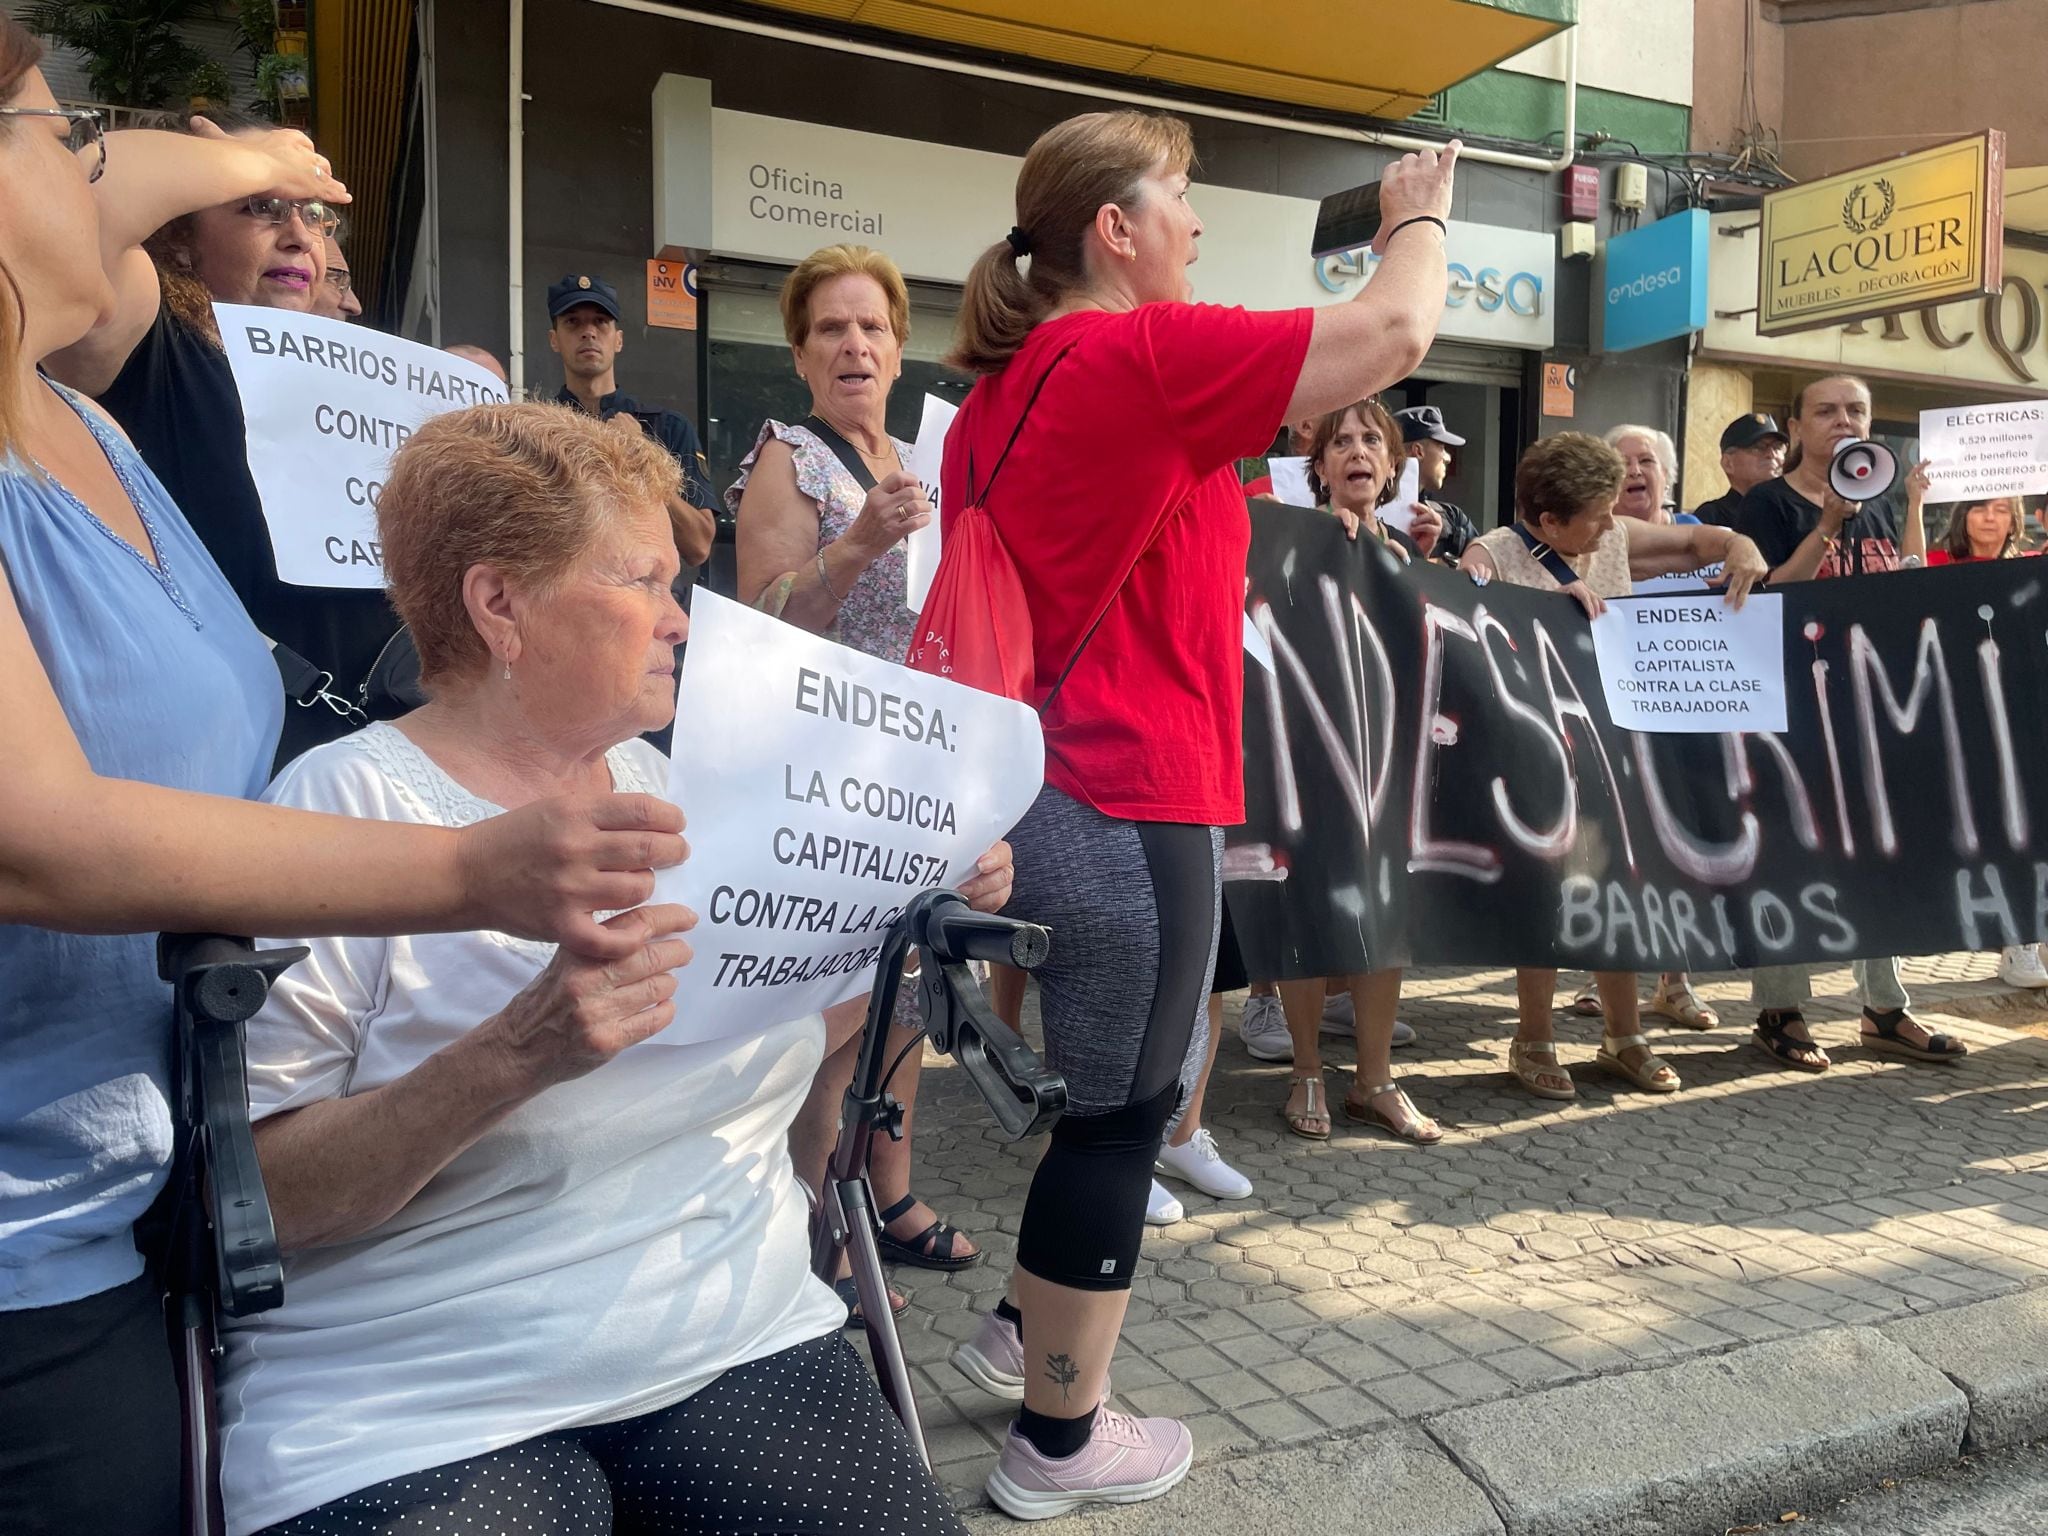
[1828,439,1897,503]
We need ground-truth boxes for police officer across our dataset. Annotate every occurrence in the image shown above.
[1690,413,1788,527]
[546,273,717,582]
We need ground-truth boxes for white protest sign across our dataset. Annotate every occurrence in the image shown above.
[215,304,507,588]
[1266,456,1316,508]
[902,393,957,612]
[1918,401,2048,502]
[652,590,1044,1045]
[1382,458,1421,534]
[1590,592,1786,734]
[1242,613,1275,673]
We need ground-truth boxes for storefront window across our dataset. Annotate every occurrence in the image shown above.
[703,277,971,505]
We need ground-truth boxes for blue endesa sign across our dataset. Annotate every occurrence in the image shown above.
[1602,209,1710,352]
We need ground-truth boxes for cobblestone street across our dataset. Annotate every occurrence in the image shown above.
[879,955,2048,1519]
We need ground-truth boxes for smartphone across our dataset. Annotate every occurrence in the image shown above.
[1311,179,1383,258]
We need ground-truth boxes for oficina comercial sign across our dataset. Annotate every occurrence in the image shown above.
[1757,132,2005,337]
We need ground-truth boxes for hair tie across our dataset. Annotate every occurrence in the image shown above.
[1005,226,1032,258]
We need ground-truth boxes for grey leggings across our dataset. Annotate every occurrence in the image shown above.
[1003,786,1220,1289]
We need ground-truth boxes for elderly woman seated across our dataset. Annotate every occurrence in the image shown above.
[218,404,1006,1536]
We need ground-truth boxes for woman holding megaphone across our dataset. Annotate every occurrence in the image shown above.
[1732,374,1928,583]
[1731,373,1960,1073]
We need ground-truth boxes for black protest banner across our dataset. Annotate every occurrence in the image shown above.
[1227,504,2048,978]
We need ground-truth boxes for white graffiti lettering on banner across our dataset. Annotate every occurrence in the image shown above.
[1229,512,2048,972]
[651,591,1042,1045]
[215,302,507,589]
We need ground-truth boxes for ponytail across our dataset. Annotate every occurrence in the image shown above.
[947,110,1195,375]
[950,240,1052,376]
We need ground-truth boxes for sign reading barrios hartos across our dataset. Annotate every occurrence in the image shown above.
[1757,132,2005,337]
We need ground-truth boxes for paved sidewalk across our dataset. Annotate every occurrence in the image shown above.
[880,954,2048,1530]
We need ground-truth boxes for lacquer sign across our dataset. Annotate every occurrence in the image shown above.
[1757,133,2004,337]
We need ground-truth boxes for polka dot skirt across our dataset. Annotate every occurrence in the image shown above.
[263,1335,966,1535]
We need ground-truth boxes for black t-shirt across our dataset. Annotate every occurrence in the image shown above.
[1690,487,1745,528]
[98,309,400,767]
[1733,474,1901,579]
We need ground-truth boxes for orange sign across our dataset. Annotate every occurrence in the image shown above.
[647,259,698,331]
[1543,362,1576,418]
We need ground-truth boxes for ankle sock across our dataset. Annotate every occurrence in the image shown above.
[995,1298,1023,1330]
[1017,1403,1098,1459]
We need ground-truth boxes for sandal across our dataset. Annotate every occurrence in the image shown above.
[875,1194,984,1271]
[1344,1082,1443,1144]
[1569,983,1605,1019]
[1860,1007,1968,1064]
[1508,1040,1577,1100]
[1283,1074,1331,1140]
[1593,1031,1681,1093]
[1752,1009,1830,1072]
[833,1276,910,1328]
[1646,982,1719,1031]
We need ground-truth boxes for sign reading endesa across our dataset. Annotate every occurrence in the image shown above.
[1757,132,2005,337]
[1602,209,1710,352]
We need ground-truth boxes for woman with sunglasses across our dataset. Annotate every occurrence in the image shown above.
[45,109,391,767]
[0,29,688,1534]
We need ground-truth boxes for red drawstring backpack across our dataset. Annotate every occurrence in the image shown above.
[906,345,1150,714]
[903,349,1075,701]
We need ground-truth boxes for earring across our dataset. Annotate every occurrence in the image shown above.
[502,660,512,682]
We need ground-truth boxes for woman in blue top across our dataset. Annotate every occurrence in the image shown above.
[0,26,690,1534]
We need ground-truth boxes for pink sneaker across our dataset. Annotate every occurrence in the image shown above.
[950,1312,1115,1403]
[985,1407,1193,1520]
[950,1310,1026,1400]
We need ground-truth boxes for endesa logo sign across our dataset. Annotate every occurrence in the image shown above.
[1601,210,1710,353]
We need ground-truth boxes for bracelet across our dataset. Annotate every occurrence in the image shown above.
[1385,214,1449,244]
[816,549,847,603]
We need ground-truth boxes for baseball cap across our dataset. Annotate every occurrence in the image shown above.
[547,273,621,321]
[1394,405,1466,447]
[1720,413,1787,452]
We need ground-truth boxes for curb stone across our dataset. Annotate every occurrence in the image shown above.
[1421,1327,1967,1536]
[1886,1288,2048,1453]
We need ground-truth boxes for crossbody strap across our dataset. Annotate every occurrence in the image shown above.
[801,415,883,494]
[964,343,1158,716]
[1512,522,1585,589]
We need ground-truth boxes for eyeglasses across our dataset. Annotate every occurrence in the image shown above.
[325,268,353,295]
[0,106,106,183]
[237,195,341,239]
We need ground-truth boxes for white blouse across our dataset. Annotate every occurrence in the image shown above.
[218,722,846,1535]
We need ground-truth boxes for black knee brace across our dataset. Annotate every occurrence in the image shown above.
[1015,1081,1178,1291]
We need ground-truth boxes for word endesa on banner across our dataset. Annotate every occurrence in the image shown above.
[1227,505,2048,979]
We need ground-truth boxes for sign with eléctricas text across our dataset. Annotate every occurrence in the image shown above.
[651,591,1043,1044]
[214,303,507,588]
[1919,400,2048,502]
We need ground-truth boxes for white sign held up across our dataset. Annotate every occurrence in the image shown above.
[1264,456,1316,509]
[1590,592,1787,734]
[214,303,507,589]
[652,591,1044,1045]
[1919,401,2048,502]
[902,393,957,612]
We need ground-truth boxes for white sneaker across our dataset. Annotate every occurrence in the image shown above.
[1999,944,2048,989]
[1144,1178,1183,1226]
[1320,991,1416,1046]
[1155,1128,1253,1200]
[1237,994,1292,1061]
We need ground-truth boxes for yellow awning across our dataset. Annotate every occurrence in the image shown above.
[745,0,1571,120]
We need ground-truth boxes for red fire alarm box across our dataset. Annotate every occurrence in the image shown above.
[1566,164,1600,222]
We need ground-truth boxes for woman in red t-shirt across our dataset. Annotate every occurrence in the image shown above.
[936,107,1459,1517]
[1928,495,2024,565]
